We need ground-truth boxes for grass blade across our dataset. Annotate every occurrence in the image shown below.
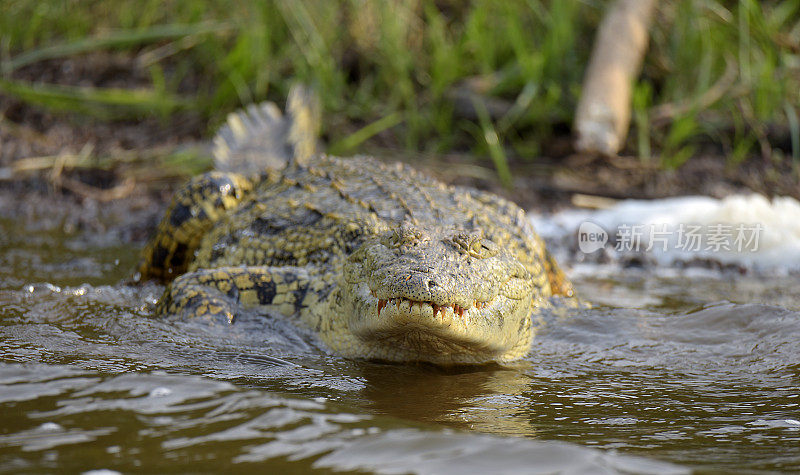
[329,112,404,156]
[785,102,800,166]
[2,22,230,74]
[0,78,192,119]
[473,97,513,189]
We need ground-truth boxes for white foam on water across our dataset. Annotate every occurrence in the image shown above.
[529,194,800,271]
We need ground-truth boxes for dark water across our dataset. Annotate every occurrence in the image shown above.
[2,210,800,474]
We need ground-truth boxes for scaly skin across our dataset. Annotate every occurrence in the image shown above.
[139,91,575,364]
[139,172,254,281]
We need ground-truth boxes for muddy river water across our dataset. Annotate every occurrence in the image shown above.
[1,195,799,474]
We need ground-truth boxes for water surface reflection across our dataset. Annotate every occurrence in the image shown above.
[2,205,800,472]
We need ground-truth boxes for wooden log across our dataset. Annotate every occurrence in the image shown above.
[574,0,657,156]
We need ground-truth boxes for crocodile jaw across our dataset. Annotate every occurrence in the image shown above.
[339,282,535,364]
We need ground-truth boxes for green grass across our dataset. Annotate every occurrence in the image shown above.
[642,0,800,167]
[1,0,799,172]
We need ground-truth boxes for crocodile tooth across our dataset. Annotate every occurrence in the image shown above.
[377,299,387,315]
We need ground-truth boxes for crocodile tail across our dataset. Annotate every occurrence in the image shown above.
[544,248,574,298]
[285,85,321,165]
[212,85,321,174]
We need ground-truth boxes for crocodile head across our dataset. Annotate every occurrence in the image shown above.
[337,222,537,364]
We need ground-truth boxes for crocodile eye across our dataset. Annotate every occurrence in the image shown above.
[380,230,402,248]
[381,224,429,248]
[450,231,498,258]
[469,238,498,258]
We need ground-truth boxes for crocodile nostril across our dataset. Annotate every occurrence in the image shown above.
[427,280,438,288]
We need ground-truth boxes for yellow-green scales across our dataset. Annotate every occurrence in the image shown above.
[139,87,574,364]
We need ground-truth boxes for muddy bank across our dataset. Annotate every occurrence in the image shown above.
[2,92,799,241]
[2,43,798,224]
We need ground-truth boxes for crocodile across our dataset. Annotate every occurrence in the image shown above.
[138,87,575,364]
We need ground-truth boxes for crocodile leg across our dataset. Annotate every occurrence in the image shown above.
[155,265,330,325]
[138,172,253,281]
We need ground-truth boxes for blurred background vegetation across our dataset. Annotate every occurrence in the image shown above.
[1,0,799,178]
